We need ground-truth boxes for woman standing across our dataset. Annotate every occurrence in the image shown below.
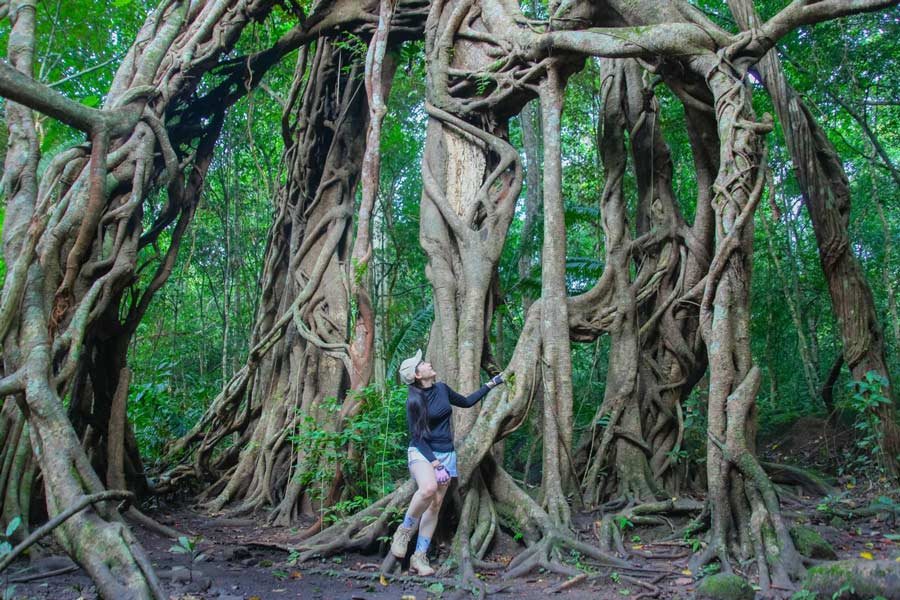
[390,349,504,575]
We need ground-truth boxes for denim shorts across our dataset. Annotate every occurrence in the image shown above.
[407,447,458,478]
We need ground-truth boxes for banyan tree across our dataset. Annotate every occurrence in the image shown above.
[1,0,899,598]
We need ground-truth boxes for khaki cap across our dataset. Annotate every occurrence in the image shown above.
[398,349,423,385]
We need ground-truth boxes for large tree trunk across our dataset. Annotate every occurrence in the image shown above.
[579,60,657,508]
[535,66,579,526]
[690,55,803,589]
[187,41,366,525]
[1,0,41,546]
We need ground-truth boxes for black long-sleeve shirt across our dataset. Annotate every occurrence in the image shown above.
[407,382,491,462]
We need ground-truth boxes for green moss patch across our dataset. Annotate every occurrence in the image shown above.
[803,559,900,600]
[790,525,837,559]
[694,573,754,600]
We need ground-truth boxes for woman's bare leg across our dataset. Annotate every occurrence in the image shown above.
[415,482,448,552]
[403,461,438,527]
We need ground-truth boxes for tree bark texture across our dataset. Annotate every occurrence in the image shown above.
[1,0,40,545]
[299,0,900,586]
[689,54,803,589]
[169,41,367,527]
[573,57,718,509]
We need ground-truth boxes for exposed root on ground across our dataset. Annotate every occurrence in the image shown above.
[504,529,627,579]
[125,507,184,540]
[293,480,416,561]
[482,460,627,579]
[595,498,703,556]
[762,461,835,497]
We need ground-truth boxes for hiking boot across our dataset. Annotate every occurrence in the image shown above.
[390,525,415,558]
[409,551,435,576]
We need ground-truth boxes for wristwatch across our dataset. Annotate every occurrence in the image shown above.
[434,464,445,471]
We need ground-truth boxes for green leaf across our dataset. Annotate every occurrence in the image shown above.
[5,516,22,537]
[81,95,100,107]
[113,0,133,6]
[0,541,12,555]
[427,582,445,594]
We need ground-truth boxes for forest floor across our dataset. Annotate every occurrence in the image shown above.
[4,418,900,600]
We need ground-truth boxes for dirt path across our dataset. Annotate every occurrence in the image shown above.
[4,490,899,599]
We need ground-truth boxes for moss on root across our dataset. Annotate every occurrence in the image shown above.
[790,525,837,560]
[803,559,900,600]
[694,573,755,600]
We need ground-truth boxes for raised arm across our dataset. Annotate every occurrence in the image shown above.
[446,383,491,408]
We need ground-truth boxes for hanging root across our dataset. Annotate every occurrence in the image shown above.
[596,498,703,556]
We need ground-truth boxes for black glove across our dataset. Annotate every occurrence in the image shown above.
[487,374,504,388]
